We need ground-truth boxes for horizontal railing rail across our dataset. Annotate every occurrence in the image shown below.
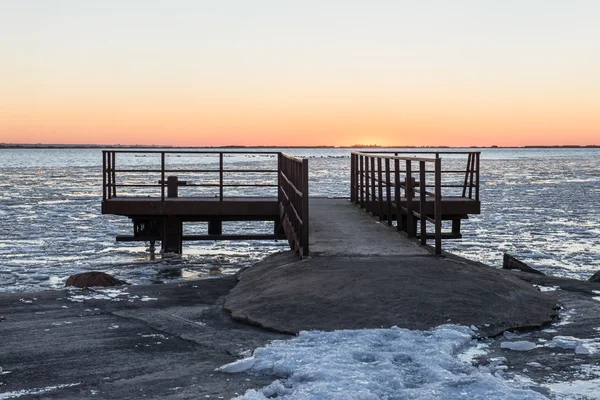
[102,150,280,202]
[278,152,309,256]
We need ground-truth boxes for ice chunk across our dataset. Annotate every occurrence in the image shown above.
[217,357,255,373]
[575,345,591,355]
[526,362,542,368]
[546,336,582,350]
[500,341,537,351]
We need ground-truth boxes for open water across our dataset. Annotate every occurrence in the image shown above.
[0,147,598,293]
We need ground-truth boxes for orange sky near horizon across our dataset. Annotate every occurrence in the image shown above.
[1,1,599,147]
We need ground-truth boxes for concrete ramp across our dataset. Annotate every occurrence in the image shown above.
[225,199,558,337]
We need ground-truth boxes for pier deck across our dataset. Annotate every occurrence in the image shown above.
[309,198,429,257]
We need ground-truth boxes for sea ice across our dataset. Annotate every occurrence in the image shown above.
[218,325,547,399]
[500,341,537,351]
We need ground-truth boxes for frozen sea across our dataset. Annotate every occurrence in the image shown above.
[0,147,598,293]
[1,147,600,399]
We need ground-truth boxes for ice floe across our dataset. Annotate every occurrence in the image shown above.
[500,341,537,351]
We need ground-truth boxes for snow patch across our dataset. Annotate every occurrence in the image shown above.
[533,285,560,292]
[0,382,80,399]
[219,325,546,399]
[547,378,600,399]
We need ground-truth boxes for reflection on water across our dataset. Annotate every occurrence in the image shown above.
[0,147,599,292]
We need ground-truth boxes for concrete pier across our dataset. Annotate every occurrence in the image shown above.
[225,199,558,337]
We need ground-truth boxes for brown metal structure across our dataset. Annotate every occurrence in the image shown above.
[102,150,479,256]
[350,151,481,255]
[102,150,309,255]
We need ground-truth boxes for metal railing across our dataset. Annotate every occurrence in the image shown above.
[102,150,310,256]
[349,151,480,255]
[102,150,279,201]
[351,151,480,201]
[278,153,309,256]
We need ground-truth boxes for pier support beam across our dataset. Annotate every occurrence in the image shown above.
[162,217,182,253]
[208,219,222,235]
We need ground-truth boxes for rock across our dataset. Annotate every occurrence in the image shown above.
[157,268,182,279]
[588,270,600,282]
[502,253,544,275]
[65,272,128,288]
[225,251,557,337]
[209,266,223,276]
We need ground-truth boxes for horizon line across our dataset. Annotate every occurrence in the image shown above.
[1,143,599,149]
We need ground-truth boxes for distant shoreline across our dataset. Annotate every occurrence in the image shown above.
[1,144,598,149]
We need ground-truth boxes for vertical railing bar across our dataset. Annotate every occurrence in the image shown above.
[406,160,414,237]
[161,152,165,202]
[365,156,370,211]
[370,157,376,216]
[302,158,309,256]
[468,152,475,199]
[102,151,107,201]
[394,158,401,232]
[419,160,427,245]
[475,153,480,201]
[106,151,112,200]
[277,153,282,205]
[350,154,355,202]
[385,158,392,226]
[219,152,224,201]
[435,157,442,255]
[111,152,116,197]
[462,153,471,198]
[377,157,383,221]
[359,155,365,207]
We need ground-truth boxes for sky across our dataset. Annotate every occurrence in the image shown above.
[1,0,599,147]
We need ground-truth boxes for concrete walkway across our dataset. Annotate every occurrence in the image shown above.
[308,198,429,257]
[225,198,558,337]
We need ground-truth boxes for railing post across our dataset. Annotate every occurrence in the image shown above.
[377,157,383,220]
[385,158,392,226]
[102,151,107,201]
[394,158,401,232]
[277,153,282,204]
[468,152,475,199]
[462,153,471,198]
[435,157,442,255]
[419,161,427,245]
[106,151,112,200]
[364,156,370,211]
[475,152,480,201]
[219,152,224,201]
[359,155,365,207]
[161,152,165,202]
[111,152,117,198]
[302,158,309,256]
[350,153,355,203]
[370,157,376,216]
[406,160,414,237]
